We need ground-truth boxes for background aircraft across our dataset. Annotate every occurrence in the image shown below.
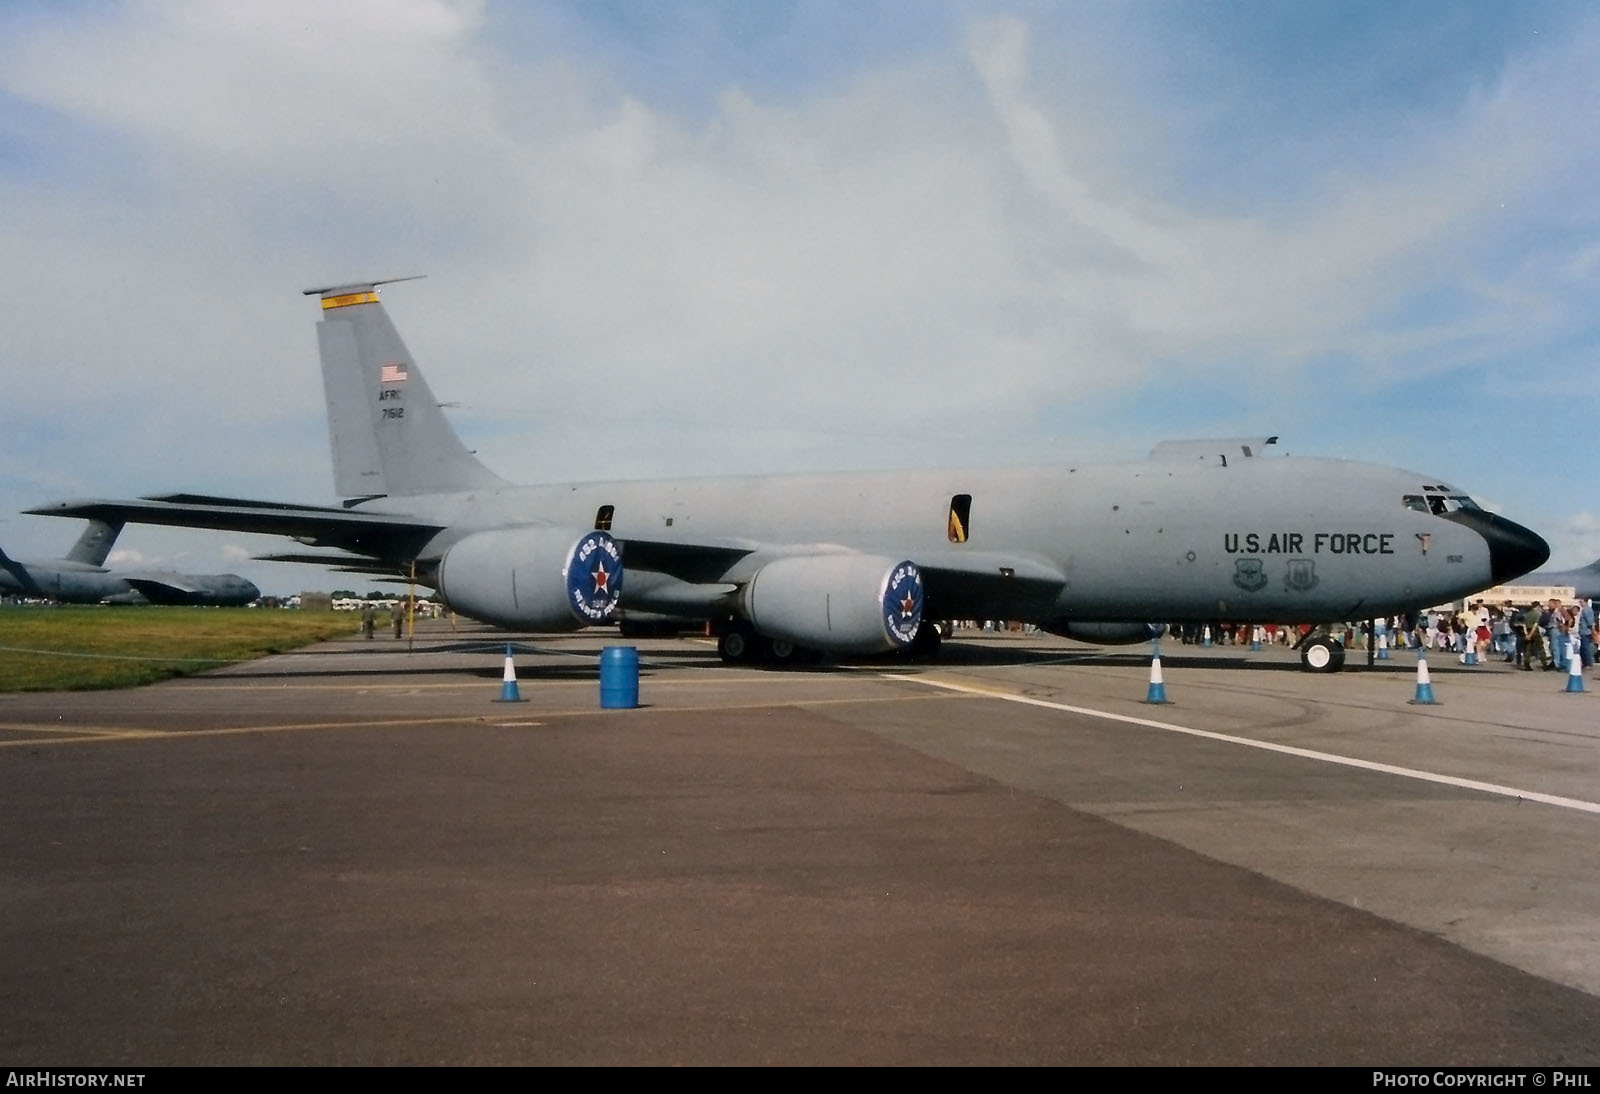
[1515,557,1600,602]
[0,519,259,606]
[29,281,1548,671]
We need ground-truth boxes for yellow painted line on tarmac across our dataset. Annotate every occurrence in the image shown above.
[0,690,976,749]
[0,716,490,747]
[1,723,156,738]
[0,724,167,742]
[171,673,801,692]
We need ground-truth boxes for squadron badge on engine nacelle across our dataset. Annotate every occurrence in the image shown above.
[566,531,624,622]
[882,561,925,648]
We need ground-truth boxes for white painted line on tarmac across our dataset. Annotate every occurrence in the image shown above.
[894,674,1600,817]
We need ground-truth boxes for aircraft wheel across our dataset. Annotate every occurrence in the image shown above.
[1300,636,1345,673]
[760,637,822,666]
[719,627,756,663]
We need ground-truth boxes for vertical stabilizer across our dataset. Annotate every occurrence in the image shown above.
[305,279,506,498]
[65,519,122,566]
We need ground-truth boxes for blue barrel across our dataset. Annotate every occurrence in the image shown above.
[599,645,639,709]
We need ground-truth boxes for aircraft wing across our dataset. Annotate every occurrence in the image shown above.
[253,552,420,576]
[25,497,446,558]
[32,498,1067,620]
[613,533,1065,620]
[614,535,760,584]
[119,571,260,606]
[910,547,1066,619]
[0,546,44,595]
[121,572,211,597]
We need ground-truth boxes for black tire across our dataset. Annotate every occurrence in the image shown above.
[719,628,754,663]
[1300,636,1346,673]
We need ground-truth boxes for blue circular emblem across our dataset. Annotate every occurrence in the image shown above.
[881,560,924,648]
[566,531,624,623]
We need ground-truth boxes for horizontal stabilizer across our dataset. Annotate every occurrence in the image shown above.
[301,276,426,298]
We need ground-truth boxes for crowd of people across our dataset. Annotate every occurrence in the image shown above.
[1403,598,1598,671]
[1172,598,1598,672]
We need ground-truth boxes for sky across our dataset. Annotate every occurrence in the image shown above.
[1,0,1596,598]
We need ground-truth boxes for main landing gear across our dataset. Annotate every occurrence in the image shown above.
[906,620,945,660]
[1297,633,1346,673]
[714,619,952,666]
[716,623,756,663]
[716,622,820,666]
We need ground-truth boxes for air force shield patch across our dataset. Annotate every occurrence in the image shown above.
[1232,558,1267,593]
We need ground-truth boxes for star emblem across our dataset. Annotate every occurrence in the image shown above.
[592,560,611,594]
[899,589,918,618]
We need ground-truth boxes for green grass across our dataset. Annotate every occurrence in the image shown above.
[0,605,368,691]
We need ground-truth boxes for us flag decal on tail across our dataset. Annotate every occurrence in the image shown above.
[380,362,408,384]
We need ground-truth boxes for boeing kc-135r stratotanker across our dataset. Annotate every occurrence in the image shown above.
[27,278,1549,671]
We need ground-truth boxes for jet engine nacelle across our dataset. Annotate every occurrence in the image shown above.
[743,554,924,655]
[1043,621,1166,644]
[434,527,623,630]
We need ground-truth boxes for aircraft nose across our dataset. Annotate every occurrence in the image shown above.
[1447,511,1550,585]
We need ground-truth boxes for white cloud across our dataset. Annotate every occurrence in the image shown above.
[1,2,1595,590]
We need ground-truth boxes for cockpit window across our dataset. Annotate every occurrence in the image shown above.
[1404,493,1483,515]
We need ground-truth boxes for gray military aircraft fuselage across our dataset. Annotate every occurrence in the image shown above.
[382,459,1520,622]
[326,453,1539,671]
[27,279,1547,671]
[0,520,259,606]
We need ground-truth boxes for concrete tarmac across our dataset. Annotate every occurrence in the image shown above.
[1,623,1597,1065]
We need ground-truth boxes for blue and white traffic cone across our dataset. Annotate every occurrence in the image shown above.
[1565,640,1586,693]
[1376,631,1390,660]
[1250,626,1262,652]
[1464,644,1478,666]
[1202,625,1212,648]
[1144,652,1169,704]
[493,643,526,702]
[1410,648,1438,705]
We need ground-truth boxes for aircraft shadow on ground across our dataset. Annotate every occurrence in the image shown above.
[929,641,1433,674]
[216,636,1462,682]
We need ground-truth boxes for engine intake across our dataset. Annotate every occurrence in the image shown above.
[743,554,923,655]
[435,527,622,630]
